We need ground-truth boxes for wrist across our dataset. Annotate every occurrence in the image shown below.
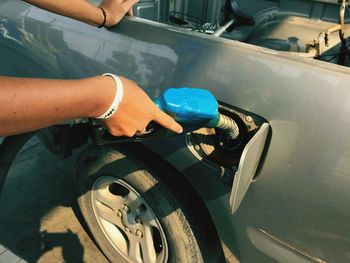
[96,74,124,119]
[87,5,107,27]
[98,7,107,28]
[98,4,121,28]
[98,4,110,27]
[87,76,116,118]
[88,74,124,119]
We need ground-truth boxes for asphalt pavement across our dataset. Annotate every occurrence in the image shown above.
[0,137,108,263]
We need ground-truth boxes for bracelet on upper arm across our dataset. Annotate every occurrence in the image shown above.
[96,73,124,119]
[98,7,107,28]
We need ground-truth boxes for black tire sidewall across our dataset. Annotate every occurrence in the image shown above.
[75,146,204,263]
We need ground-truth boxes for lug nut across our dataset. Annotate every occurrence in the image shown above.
[135,217,142,224]
[122,204,130,213]
[245,116,253,123]
[124,227,130,233]
[117,210,122,217]
[194,145,201,151]
[135,230,143,238]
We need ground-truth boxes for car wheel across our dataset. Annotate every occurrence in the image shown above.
[75,144,223,263]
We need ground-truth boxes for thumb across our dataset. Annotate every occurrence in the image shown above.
[122,0,139,13]
[153,108,183,134]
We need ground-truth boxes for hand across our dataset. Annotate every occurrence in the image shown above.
[101,77,183,137]
[100,0,139,27]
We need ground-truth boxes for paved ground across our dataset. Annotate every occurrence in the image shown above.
[0,137,108,263]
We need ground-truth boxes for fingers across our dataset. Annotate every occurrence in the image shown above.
[122,0,139,13]
[153,108,183,134]
[103,126,135,137]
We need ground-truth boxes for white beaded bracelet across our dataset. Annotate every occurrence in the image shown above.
[97,73,124,119]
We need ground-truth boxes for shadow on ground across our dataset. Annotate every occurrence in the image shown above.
[0,137,108,263]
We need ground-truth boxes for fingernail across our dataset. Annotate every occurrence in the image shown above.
[177,126,183,134]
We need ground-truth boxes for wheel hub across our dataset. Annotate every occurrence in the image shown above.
[91,176,168,263]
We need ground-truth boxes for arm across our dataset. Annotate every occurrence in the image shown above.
[24,0,139,27]
[0,76,182,136]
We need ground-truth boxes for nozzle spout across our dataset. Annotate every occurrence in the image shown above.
[216,114,240,140]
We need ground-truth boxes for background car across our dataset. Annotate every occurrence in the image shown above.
[1,0,350,262]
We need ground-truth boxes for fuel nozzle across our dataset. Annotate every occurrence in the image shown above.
[92,87,240,145]
[155,88,240,140]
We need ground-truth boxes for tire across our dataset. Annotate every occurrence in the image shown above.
[75,144,224,263]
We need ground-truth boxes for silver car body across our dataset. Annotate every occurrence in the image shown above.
[1,0,350,262]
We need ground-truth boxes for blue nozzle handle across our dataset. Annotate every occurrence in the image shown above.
[155,87,239,139]
[155,88,220,126]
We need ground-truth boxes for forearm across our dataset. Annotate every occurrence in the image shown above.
[24,0,103,26]
[0,76,115,136]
